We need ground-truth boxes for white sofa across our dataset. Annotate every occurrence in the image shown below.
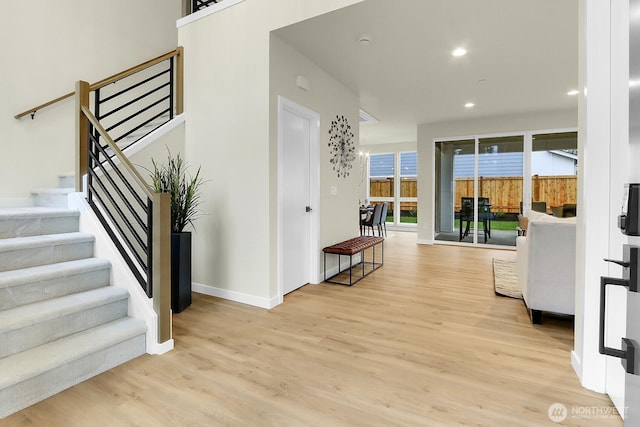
[516,210,576,324]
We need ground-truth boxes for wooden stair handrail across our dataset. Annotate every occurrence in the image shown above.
[80,106,155,198]
[15,47,183,120]
[79,101,172,345]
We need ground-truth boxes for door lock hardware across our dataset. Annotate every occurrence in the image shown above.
[599,276,638,374]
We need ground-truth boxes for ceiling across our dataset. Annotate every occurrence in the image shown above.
[273,0,579,145]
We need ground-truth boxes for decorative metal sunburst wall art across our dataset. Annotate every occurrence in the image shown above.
[328,115,355,178]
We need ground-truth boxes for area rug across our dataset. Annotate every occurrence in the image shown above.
[492,258,522,299]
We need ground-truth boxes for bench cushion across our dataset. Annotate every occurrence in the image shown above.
[323,236,384,255]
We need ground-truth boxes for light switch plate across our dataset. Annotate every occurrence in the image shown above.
[330,186,338,196]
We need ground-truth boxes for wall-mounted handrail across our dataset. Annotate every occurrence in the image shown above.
[15,47,183,120]
[15,92,74,120]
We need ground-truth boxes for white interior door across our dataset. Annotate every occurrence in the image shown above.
[279,98,319,296]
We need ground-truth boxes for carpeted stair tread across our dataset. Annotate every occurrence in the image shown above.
[0,258,110,289]
[0,287,130,358]
[0,317,146,390]
[0,232,93,251]
[0,208,79,239]
[0,208,79,220]
[0,232,94,272]
[0,258,111,311]
[0,286,128,333]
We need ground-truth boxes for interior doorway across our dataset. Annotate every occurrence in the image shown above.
[278,97,320,298]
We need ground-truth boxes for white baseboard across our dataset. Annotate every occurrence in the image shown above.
[192,282,280,309]
[416,239,434,245]
[150,339,174,355]
[571,350,582,383]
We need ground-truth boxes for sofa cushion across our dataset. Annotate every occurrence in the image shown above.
[525,209,577,224]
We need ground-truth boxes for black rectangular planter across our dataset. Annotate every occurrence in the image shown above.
[171,232,192,313]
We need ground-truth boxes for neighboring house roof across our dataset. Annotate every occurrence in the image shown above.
[453,151,577,178]
[369,152,417,178]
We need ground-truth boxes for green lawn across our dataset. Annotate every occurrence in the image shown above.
[455,219,518,231]
[382,216,516,229]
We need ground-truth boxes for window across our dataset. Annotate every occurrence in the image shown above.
[368,151,418,226]
[399,152,418,223]
[369,153,394,222]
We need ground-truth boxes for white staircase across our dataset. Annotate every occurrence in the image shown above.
[30,173,75,208]
[0,207,146,419]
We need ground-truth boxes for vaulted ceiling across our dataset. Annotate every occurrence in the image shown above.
[273,0,579,145]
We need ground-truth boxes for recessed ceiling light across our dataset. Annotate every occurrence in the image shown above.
[464,102,475,108]
[567,89,579,96]
[452,48,467,57]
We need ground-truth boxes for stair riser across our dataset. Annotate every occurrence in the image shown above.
[0,333,145,419]
[32,193,72,209]
[0,267,110,311]
[58,175,75,188]
[0,216,79,239]
[0,298,128,359]
[0,241,93,272]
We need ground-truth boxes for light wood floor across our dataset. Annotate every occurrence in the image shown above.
[4,232,621,426]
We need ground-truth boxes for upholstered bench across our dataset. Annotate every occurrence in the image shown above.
[322,236,384,286]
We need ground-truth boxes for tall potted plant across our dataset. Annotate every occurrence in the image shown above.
[149,150,204,313]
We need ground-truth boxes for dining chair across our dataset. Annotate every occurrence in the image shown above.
[363,203,383,236]
[378,202,388,237]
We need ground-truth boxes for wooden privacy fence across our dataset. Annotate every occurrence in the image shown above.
[454,175,577,213]
[370,178,417,211]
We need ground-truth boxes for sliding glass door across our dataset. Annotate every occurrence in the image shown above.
[435,130,576,247]
[435,135,524,246]
[434,139,475,243]
[476,135,524,246]
[531,132,578,217]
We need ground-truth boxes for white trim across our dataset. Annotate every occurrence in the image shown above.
[193,282,280,309]
[571,350,582,383]
[177,0,246,28]
[277,96,321,298]
[523,132,533,214]
[416,239,434,245]
[433,239,516,251]
[122,114,185,158]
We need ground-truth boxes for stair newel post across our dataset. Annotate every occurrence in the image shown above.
[152,191,172,344]
[75,80,90,193]
[176,46,184,116]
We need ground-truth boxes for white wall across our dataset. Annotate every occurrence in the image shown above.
[0,1,181,199]
[572,0,630,402]
[178,0,363,307]
[416,108,577,243]
[270,35,362,295]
